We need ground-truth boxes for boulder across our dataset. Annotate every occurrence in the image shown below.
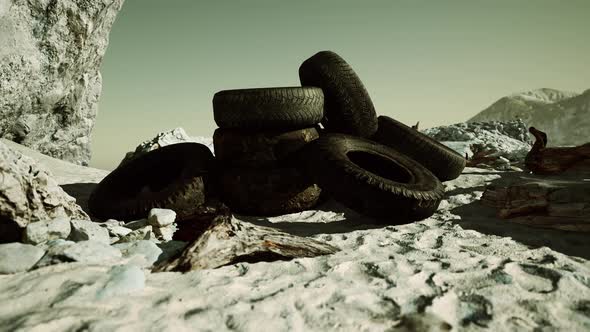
[69,219,110,244]
[0,242,45,274]
[147,208,176,228]
[23,216,71,245]
[0,141,88,243]
[0,0,125,165]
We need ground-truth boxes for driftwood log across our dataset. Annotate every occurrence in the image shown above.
[481,175,590,232]
[153,209,339,273]
[525,127,590,175]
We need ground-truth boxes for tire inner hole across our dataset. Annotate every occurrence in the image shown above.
[347,151,412,183]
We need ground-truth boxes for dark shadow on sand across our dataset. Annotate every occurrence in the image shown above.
[236,199,396,237]
[449,174,590,260]
[60,182,100,221]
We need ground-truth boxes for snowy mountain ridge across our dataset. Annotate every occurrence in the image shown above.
[508,88,579,104]
[469,88,590,147]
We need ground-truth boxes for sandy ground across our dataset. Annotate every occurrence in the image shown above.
[0,142,589,331]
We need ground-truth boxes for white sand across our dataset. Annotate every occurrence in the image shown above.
[0,144,589,331]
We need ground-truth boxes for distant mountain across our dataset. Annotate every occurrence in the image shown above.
[468,88,590,146]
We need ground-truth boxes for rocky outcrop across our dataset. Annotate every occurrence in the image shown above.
[422,119,532,166]
[469,88,590,147]
[0,0,125,166]
[0,141,89,243]
[119,128,214,167]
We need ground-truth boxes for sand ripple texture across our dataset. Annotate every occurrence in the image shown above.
[1,167,589,331]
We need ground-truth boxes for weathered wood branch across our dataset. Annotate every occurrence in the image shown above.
[525,127,590,175]
[153,207,339,272]
[481,175,590,232]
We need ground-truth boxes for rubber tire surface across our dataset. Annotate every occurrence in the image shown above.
[213,87,324,130]
[218,167,322,216]
[299,51,378,138]
[213,127,320,167]
[89,143,215,222]
[299,134,444,221]
[372,116,466,181]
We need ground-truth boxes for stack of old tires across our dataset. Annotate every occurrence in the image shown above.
[88,50,466,228]
[293,51,466,222]
[211,87,326,216]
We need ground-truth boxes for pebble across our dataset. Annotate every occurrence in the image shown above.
[114,226,157,244]
[148,208,176,227]
[69,219,110,244]
[154,223,177,242]
[99,219,133,238]
[0,243,46,274]
[23,216,71,245]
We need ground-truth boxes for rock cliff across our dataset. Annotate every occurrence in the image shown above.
[0,0,125,165]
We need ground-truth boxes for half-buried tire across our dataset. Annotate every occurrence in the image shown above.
[88,143,215,222]
[213,87,324,130]
[372,116,466,181]
[299,134,444,222]
[299,50,378,138]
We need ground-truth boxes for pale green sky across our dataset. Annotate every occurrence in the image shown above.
[91,0,590,170]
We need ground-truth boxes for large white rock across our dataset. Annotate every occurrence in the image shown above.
[0,0,125,165]
[0,242,45,274]
[23,216,71,245]
[0,141,89,240]
[69,219,110,244]
[148,208,176,228]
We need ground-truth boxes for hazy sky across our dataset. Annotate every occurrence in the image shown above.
[91,0,590,170]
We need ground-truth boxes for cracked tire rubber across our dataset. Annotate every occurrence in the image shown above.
[218,167,322,216]
[299,50,378,138]
[299,133,444,221]
[213,87,324,130]
[88,143,215,222]
[372,116,466,181]
[213,127,320,167]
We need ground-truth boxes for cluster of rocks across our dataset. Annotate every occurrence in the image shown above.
[0,139,189,274]
[0,137,337,274]
[0,209,190,275]
[422,119,532,170]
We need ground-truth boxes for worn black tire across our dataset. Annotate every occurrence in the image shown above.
[218,167,322,216]
[88,143,215,222]
[372,116,466,181]
[213,127,320,167]
[213,87,324,130]
[299,51,378,138]
[299,134,444,221]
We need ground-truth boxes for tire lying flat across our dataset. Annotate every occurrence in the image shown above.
[213,87,324,130]
[372,116,466,181]
[213,127,320,167]
[88,143,215,222]
[299,134,444,221]
[299,50,378,138]
[218,167,322,216]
